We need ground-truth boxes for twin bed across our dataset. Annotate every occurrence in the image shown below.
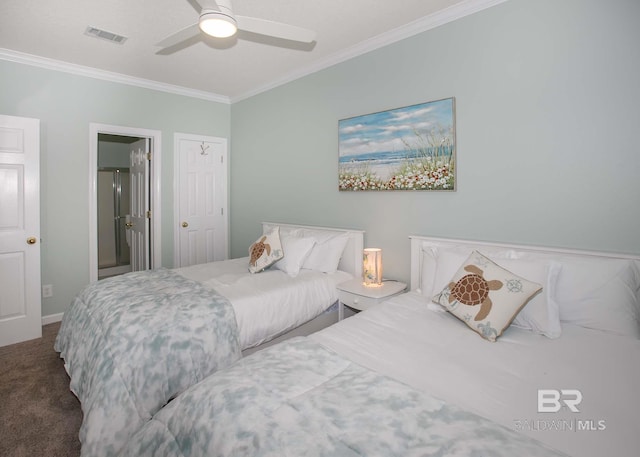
[176,222,364,352]
[55,222,364,456]
[57,229,640,457]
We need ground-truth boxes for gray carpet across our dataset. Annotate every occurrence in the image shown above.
[0,322,82,457]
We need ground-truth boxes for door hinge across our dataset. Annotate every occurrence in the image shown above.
[146,210,152,219]
[221,208,224,216]
[147,152,152,161]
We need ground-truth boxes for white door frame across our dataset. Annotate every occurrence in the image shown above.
[173,132,229,266]
[89,123,162,282]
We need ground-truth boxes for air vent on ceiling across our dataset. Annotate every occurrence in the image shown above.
[85,26,128,44]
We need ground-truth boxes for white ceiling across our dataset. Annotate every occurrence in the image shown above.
[0,0,506,103]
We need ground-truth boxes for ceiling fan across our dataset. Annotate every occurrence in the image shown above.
[156,0,317,49]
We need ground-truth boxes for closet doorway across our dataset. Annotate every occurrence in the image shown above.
[89,124,162,283]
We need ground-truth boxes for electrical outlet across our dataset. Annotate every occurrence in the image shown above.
[42,284,53,298]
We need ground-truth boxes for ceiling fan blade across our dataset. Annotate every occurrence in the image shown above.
[236,15,316,43]
[156,22,201,48]
[185,0,205,14]
[197,0,222,12]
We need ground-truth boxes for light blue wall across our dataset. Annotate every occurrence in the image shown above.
[0,60,231,317]
[230,0,640,283]
[2,0,639,319]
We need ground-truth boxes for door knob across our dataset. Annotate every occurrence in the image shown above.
[26,237,37,245]
[182,222,189,228]
[125,222,133,228]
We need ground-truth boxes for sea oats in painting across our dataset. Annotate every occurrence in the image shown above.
[339,97,456,191]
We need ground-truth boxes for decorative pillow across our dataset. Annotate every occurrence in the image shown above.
[248,227,283,274]
[273,235,316,277]
[432,251,543,341]
[499,259,562,338]
[302,232,350,273]
[552,258,640,338]
[426,247,561,338]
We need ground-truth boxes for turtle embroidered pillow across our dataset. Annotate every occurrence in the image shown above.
[432,251,542,341]
[248,227,284,273]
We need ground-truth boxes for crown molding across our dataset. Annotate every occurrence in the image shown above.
[1,0,507,105]
[230,0,509,103]
[0,48,231,104]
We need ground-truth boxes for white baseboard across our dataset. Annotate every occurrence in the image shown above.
[42,312,64,325]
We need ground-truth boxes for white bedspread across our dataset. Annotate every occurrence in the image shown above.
[177,257,351,349]
[311,291,640,457]
[120,337,567,457]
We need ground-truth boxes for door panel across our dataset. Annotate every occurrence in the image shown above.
[0,115,41,347]
[129,139,150,272]
[176,135,228,267]
[0,166,22,226]
[0,252,25,317]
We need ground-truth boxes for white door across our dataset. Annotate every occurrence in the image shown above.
[0,115,41,347]
[129,138,150,271]
[175,134,228,267]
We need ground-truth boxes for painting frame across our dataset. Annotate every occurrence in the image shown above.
[338,97,456,191]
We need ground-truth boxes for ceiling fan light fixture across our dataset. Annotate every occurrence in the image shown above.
[199,11,237,38]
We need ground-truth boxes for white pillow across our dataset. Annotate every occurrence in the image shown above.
[302,232,349,273]
[420,244,517,299]
[551,258,640,338]
[419,246,439,298]
[432,249,470,295]
[273,236,316,277]
[426,246,562,338]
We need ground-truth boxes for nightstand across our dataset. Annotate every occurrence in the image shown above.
[337,278,407,320]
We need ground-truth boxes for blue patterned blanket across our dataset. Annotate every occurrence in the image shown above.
[119,337,568,457]
[54,269,241,457]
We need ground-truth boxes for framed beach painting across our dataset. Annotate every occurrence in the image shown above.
[338,97,456,191]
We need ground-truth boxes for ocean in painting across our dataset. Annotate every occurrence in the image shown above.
[339,146,453,181]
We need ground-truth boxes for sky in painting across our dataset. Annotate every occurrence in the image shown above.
[339,98,454,158]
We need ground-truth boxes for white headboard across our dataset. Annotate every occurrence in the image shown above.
[262,222,364,278]
[409,235,640,293]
